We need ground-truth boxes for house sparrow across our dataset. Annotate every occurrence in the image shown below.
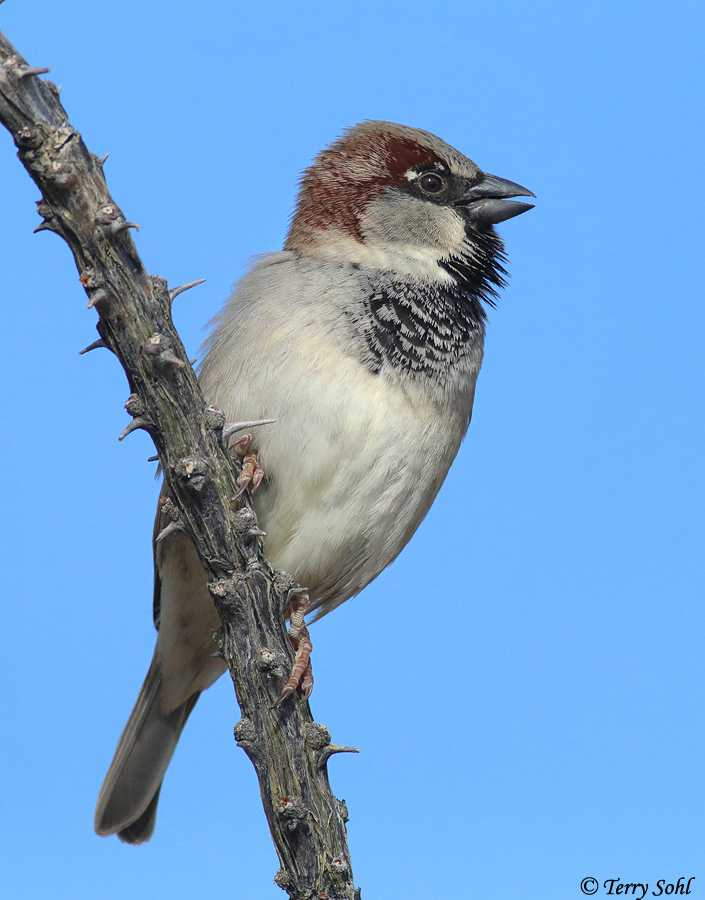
[95,120,534,844]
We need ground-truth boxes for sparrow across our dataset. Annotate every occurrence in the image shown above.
[94,120,534,844]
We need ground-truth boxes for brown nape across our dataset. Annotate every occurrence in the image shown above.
[285,129,440,248]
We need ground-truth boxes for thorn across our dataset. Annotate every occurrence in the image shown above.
[118,416,152,441]
[147,454,159,462]
[222,419,276,443]
[86,289,110,310]
[33,221,53,234]
[169,279,206,302]
[159,349,185,368]
[326,745,360,756]
[111,220,139,234]
[155,520,185,544]
[98,153,109,166]
[19,66,51,80]
[79,338,107,355]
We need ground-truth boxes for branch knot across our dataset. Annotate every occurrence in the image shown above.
[276,795,309,833]
[124,393,146,417]
[234,717,257,745]
[232,507,265,547]
[305,723,331,751]
[205,405,226,432]
[142,332,185,369]
[258,647,287,673]
[17,126,42,149]
[175,455,210,491]
[207,576,247,615]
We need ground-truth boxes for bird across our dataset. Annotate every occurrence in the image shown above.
[94,120,534,844]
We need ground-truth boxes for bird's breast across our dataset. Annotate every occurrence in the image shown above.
[249,345,475,615]
[199,253,481,615]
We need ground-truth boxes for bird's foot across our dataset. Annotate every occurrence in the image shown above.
[230,433,264,497]
[275,589,314,705]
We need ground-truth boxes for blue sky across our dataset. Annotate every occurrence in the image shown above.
[1,1,702,898]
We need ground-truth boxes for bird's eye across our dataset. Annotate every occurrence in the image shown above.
[418,173,445,194]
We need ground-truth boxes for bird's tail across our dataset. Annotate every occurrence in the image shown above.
[94,652,200,844]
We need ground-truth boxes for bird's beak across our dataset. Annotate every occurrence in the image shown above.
[457,173,536,226]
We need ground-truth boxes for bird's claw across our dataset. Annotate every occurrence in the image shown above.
[236,453,264,497]
[231,433,264,497]
[274,589,314,705]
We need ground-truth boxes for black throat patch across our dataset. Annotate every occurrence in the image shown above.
[354,227,508,380]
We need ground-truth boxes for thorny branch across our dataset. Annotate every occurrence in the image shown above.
[0,30,359,900]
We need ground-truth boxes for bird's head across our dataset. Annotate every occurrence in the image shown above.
[284,120,534,284]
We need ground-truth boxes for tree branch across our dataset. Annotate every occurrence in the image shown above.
[0,29,357,900]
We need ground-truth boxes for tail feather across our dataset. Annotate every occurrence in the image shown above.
[116,785,162,845]
[95,652,200,841]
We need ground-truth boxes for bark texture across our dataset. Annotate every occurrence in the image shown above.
[0,30,358,900]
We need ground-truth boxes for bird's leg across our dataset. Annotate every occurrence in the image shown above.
[229,434,312,703]
[275,589,314,704]
[230,433,264,497]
